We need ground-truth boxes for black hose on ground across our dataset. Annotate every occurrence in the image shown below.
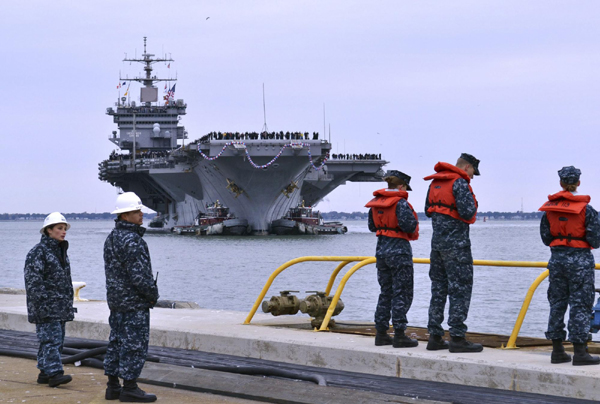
[80,357,105,370]
[187,364,327,386]
[62,347,107,364]
[0,348,37,360]
[64,341,108,349]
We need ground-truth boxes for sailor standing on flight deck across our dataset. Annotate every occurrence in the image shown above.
[539,166,600,366]
[424,153,483,353]
[103,192,159,402]
[366,170,419,348]
[24,212,76,387]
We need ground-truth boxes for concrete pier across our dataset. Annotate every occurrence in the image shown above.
[1,293,599,401]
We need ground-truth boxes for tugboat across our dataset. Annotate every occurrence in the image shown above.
[148,214,167,229]
[270,202,347,235]
[195,201,249,236]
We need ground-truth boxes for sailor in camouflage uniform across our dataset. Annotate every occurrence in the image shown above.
[24,212,76,387]
[539,166,600,366]
[424,153,483,353]
[104,192,159,402]
[366,170,419,348]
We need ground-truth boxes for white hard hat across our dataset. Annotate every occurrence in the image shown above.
[40,212,70,234]
[111,192,145,215]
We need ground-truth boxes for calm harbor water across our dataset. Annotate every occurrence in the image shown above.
[3,219,600,340]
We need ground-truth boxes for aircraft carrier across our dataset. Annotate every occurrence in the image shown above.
[99,38,387,234]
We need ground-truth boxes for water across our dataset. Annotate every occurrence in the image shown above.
[3,219,600,340]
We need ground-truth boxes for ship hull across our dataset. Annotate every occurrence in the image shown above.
[144,140,325,234]
[271,219,316,235]
[101,140,387,235]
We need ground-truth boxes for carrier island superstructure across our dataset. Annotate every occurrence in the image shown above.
[99,39,387,234]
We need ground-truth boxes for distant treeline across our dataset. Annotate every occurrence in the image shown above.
[0,213,157,221]
[321,211,544,221]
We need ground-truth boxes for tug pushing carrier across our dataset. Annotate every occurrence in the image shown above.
[98,38,387,234]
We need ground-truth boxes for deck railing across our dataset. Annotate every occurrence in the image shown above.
[244,256,600,349]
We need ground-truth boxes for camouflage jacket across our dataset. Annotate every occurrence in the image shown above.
[104,220,159,312]
[368,199,418,259]
[425,178,477,251]
[540,203,600,269]
[24,235,75,324]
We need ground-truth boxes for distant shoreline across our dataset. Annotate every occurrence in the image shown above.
[0,211,543,221]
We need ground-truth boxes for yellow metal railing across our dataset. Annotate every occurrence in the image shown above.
[245,255,600,348]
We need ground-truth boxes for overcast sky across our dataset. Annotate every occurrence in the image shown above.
[2,1,600,214]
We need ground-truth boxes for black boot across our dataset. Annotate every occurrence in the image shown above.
[37,372,50,384]
[375,330,393,346]
[573,343,600,366]
[551,339,571,364]
[392,330,418,348]
[119,379,157,402]
[106,375,122,400]
[426,335,449,351]
[48,371,72,388]
[449,336,483,353]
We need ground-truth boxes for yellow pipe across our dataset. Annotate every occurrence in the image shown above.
[324,261,352,296]
[504,269,550,349]
[319,258,377,331]
[243,256,371,325]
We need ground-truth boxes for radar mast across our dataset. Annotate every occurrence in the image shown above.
[121,37,175,105]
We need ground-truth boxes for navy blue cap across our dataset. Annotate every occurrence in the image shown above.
[384,170,412,191]
[558,166,581,185]
[460,153,480,176]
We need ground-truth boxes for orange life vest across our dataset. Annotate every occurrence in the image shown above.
[539,191,591,249]
[365,189,419,240]
[423,162,478,224]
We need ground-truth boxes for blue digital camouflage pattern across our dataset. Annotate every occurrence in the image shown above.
[424,178,477,251]
[368,198,418,263]
[558,166,581,185]
[374,257,414,332]
[425,177,477,338]
[368,196,418,332]
[540,204,600,343]
[427,248,473,337]
[36,321,66,376]
[104,310,150,380]
[24,235,75,324]
[104,220,159,312]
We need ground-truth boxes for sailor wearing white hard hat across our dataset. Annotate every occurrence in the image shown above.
[24,212,76,387]
[111,192,146,224]
[103,192,158,402]
[40,212,71,236]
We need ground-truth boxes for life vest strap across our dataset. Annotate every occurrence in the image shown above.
[376,226,403,232]
[552,233,587,242]
[430,201,457,211]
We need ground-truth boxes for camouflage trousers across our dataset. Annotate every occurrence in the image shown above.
[545,260,595,344]
[36,321,66,376]
[374,255,414,333]
[104,310,150,380]
[427,247,473,338]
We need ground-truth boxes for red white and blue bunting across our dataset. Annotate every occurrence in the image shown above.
[197,141,329,171]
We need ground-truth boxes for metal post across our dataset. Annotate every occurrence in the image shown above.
[132,112,136,170]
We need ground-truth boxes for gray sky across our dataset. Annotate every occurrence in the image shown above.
[2,1,600,214]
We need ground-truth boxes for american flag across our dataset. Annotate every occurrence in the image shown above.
[164,83,176,103]
[167,83,176,99]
